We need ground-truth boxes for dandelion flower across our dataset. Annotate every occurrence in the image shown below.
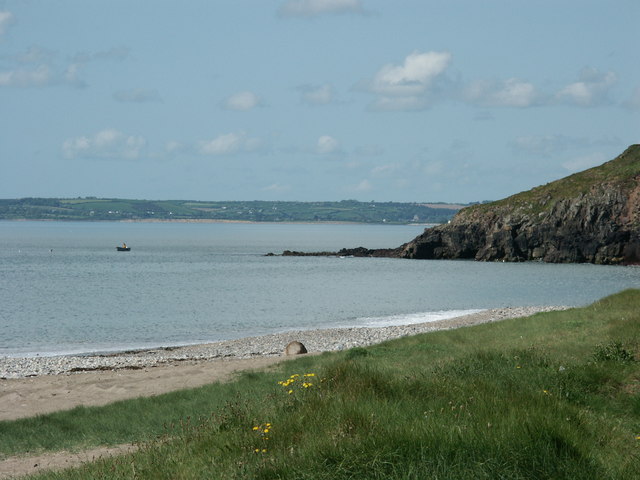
[288,389,293,394]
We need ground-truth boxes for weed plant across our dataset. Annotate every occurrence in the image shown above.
[6,289,640,479]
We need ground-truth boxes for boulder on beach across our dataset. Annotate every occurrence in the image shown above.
[284,341,307,355]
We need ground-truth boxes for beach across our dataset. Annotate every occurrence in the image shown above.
[0,306,566,421]
[0,306,570,479]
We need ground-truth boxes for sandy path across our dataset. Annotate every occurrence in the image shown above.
[0,444,137,479]
[0,355,292,422]
[0,355,295,479]
[0,307,567,478]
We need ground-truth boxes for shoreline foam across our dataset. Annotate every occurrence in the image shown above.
[0,306,568,379]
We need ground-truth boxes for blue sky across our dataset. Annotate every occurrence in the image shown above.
[1,0,638,203]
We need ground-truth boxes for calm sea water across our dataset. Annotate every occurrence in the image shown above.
[1,221,639,357]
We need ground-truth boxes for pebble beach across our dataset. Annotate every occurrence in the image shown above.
[1,306,568,379]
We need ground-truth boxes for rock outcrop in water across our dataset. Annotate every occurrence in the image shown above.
[283,145,640,265]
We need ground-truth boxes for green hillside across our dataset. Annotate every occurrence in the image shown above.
[461,144,640,218]
[0,198,462,224]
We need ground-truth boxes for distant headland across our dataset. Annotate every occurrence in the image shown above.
[0,199,465,225]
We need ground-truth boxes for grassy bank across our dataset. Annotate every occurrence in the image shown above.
[4,290,640,479]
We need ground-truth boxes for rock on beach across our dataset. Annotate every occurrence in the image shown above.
[0,307,567,379]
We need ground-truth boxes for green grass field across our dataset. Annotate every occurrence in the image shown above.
[3,289,639,479]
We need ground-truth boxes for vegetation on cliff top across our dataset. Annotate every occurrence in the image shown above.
[459,144,640,219]
[3,289,639,479]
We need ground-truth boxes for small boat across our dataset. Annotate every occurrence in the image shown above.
[116,243,131,252]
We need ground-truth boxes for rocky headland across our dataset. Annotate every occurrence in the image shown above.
[284,145,640,265]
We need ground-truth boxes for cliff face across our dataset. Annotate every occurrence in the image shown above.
[400,145,640,264]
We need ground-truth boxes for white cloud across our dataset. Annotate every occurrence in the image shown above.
[198,133,244,155]
[371,51,451,97]
[197,132,261,156]
[316,135,340,154]
[279,0,364,17]
[114,88,162,103]
[16,46,54,64]
[222,91,261,111]
[165,141,184,153]
[299,83,334,105]
[555,68,616,106]
[0,46,129,89]
[63,63,86,88]
[0,65,53,87]
[464,78,537,107]
[366,51,451,111]
[561,152,607,173]
[0,11,14,36]
[354,179,373,192]
[371,164,398,176]
[63,129,146,160]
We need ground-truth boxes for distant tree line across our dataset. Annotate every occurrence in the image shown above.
[0,198,464,224]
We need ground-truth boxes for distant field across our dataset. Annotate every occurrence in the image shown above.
[0,198,466,224]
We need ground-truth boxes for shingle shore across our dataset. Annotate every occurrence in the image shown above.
[1,306,568,379]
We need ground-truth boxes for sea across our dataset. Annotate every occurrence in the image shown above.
[1,220,639,358]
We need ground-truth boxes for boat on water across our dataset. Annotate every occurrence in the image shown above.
[116,243,131,252]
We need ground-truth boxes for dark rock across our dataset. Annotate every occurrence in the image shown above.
[399,145,640,265]
[279,145,640,265]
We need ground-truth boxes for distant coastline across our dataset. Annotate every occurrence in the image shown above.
[0,198,464,224]
[1,218,437,227]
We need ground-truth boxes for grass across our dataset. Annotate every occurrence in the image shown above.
[458,144,640,219]
[3,289,640,479]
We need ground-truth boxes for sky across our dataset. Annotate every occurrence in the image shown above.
[0,0,638,203]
